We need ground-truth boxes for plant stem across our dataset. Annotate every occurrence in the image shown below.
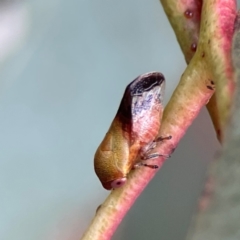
[186,11,240,240]
[81,0,236,239]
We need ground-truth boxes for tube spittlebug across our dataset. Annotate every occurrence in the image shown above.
[94,72,167,190]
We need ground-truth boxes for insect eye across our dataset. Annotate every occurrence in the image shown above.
[111,178,127,189]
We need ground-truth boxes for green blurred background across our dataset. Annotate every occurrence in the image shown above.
[0,0,234,239]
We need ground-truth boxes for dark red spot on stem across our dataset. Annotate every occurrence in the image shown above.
[184,10,193,19]
[191,43,197,52]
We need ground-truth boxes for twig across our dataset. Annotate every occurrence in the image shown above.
[186,10,240,240]
[160,0,236,142]
[81,0,236,239]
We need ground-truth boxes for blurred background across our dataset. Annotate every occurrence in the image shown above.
[0,0,233,239]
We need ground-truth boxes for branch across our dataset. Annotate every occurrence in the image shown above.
[81,0,236,239]
[186,10,240,240]
[160,0,236,142]
[202,0,236,139]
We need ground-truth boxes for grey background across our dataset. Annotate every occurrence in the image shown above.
[0,0,233,239]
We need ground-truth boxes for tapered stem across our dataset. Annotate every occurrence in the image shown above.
[81,1,236,239]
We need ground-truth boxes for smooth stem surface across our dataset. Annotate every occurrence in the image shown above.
[201,0,236,138]
[186,11,240,240]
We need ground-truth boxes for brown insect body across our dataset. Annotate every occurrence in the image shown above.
[94,72,165,190]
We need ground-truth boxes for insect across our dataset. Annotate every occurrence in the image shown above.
[94,72,169,190]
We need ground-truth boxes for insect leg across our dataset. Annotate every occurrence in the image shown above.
[140,135,172,157]
[141,135,172,157]
[142,152,170,160]
[154,135,172,142]
[134,162,159,169]
[136,135,171,171]
[135,152,169,169]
